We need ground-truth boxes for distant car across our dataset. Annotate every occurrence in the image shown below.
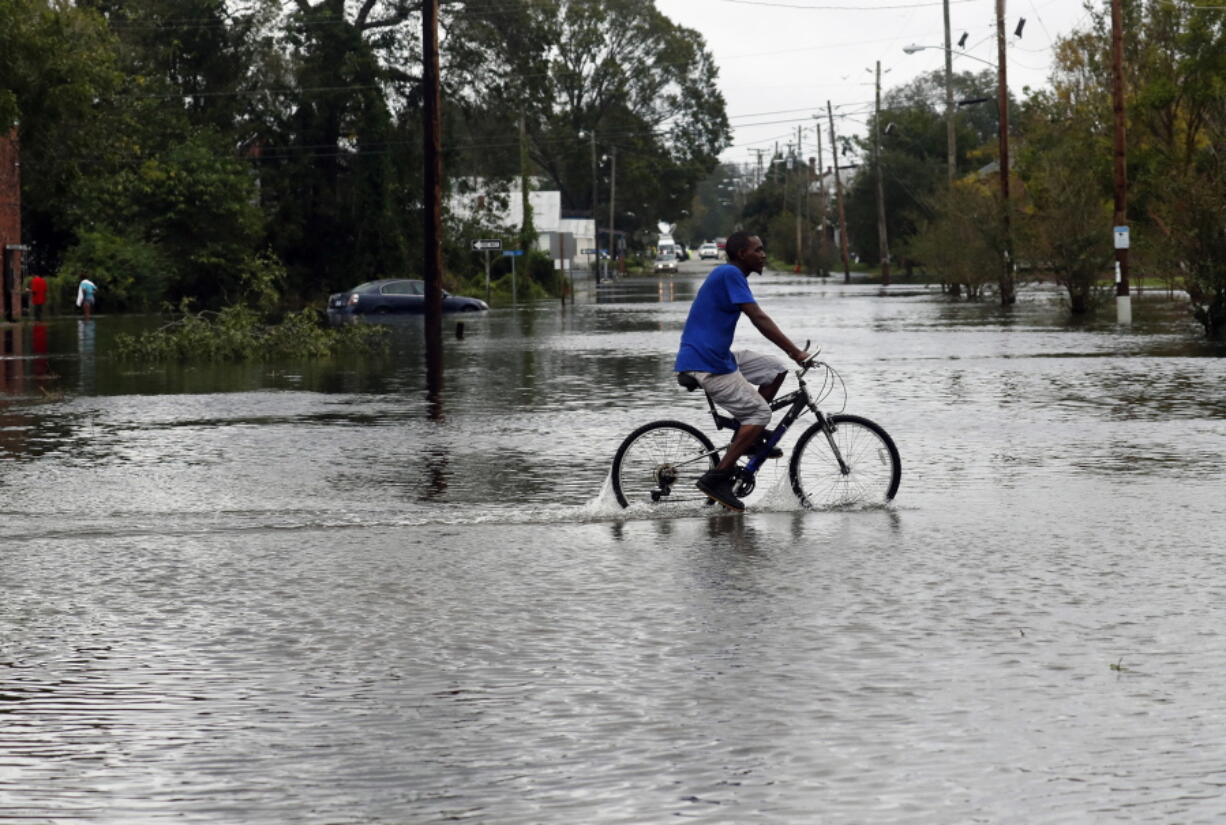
[653,254,678,274]
[327,279,488,317]
[715,237,727,251]
[698,242,720,260]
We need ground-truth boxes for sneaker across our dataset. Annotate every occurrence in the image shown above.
[696,469,745,512]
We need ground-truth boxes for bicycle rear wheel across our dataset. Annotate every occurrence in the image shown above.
[611,421,718,508]
[789,414,901,509]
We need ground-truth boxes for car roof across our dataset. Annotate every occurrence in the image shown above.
[352,278,423,291]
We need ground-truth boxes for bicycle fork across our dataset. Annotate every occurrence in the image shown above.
[813,410,852,476]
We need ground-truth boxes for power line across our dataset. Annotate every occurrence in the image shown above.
[714,0,975,9]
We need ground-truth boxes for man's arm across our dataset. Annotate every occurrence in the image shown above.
[740,302,808,363]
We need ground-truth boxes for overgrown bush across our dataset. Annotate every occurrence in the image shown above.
[114,304,389,362]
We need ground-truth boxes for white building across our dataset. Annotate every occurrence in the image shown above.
[450,180,596,273]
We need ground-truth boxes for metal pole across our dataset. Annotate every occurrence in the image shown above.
[874,60,891,285]
[422,0,444,399]
[996,0,1016,305]
[944,0,956,182]
[484,249,491,302]
[1111,0,1131,324]
[511,253,517,304]
[827,101,852,282]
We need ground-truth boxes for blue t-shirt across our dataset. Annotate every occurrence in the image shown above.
[674,264,755,374]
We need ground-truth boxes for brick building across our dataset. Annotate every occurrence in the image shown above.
[1,128,24,321]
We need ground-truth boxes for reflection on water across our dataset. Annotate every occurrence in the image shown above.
[1,273,1224,824]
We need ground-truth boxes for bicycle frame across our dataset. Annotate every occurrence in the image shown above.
[697,362,842,479]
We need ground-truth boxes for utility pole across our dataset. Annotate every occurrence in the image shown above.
[874,61,891,285]
[795,125,804,273]
[1111,0,1131,324]
[996,0,1016,305]
[943,0,956,182]
[609,146,617,273]
[422,0,443,401]
[816,125,828,276]
[827,100,852,282]
[519,113,532,253]
[590,129,599,282]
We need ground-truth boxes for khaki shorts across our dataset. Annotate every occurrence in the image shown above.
[680,350,786,427]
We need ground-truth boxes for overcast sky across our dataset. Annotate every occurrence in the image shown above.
[654,0,1099,168]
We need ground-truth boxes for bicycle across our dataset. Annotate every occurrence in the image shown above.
[610,348,902,510]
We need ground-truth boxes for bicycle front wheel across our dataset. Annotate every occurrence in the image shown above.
[789,414,901,509]
[611,421,718,509]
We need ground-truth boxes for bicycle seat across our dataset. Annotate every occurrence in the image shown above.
[676,372,701,392]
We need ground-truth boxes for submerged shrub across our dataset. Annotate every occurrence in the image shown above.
[115,305,389,362]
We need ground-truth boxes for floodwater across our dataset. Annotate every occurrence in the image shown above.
[2,264,1224,824]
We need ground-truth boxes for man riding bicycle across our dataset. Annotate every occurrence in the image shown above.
[674,231,810,511]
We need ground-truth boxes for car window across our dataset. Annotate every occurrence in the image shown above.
[381,281,417,295]
[353,282,379,293]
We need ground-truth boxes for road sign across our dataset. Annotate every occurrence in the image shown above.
[580,248,597,255]
[472,239,503,251]
[502,249,524,257]
[1113,226,1130,250]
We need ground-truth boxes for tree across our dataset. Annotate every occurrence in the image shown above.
[1016,97,1114,315]
[1,0,122,270]
[1049,0,1226,337]
[906,179,1004,300]
[517,0,730,238]
[843,69,1015,267]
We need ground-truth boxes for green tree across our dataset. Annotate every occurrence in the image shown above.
[516,0,730,239]
[906,179,1004,300]
[843,69,1016,268]
[1,0,121,269]
[1015,98,1114,315]
[1048,0,1226,336]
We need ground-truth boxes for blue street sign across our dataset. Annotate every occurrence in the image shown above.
[502,250,525,257]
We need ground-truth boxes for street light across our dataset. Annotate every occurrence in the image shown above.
[902,43,997,68]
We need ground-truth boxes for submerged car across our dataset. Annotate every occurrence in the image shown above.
[652,254,678,274]
[327,279,489,316]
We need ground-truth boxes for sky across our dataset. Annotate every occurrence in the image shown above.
[653,0,1100,169]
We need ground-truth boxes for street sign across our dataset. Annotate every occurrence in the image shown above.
[1113,226,1130,250]
[502,249,524,257]
[580,248,597,255]
[472,239,503,251]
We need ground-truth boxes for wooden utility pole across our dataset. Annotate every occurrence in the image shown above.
[422,0,444,398]
[996,0,1016,305]
[609,146,617,273]
[874,61,891,285]
[827,100,851,282]
[943,0,956,182]
[519,113,532,250]
[815,126,827,276]
[1111,0,1131,324]
[795,125,804,273]
[590,129,599,281]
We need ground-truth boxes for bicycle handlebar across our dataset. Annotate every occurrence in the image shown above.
[796,339,820,377]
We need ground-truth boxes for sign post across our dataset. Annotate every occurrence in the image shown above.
[473,239,503,302]
[502,249,524,303]
[1114,225,1131,324]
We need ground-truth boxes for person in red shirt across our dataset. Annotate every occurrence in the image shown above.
[27,272,48,320]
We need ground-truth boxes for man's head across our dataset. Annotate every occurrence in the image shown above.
[725,231,766,275]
